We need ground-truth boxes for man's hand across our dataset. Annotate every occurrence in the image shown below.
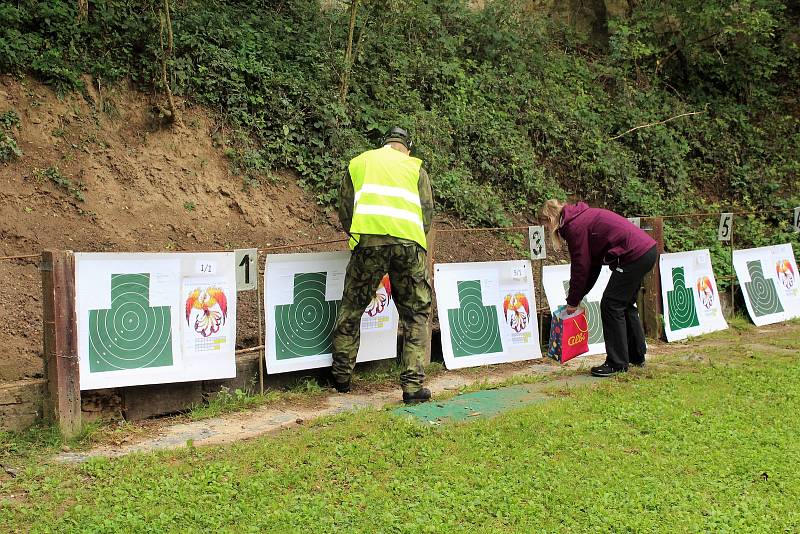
[566,305,579,314]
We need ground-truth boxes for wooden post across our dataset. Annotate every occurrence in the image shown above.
[423,228,437,365]
[257,256,265,395]
[41,250,81,438]
[640,218,664,340]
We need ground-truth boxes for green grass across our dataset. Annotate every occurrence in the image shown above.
[2,325,800,532]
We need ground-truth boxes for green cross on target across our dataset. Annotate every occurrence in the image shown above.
[88,273,173,373]
[275,272,341,359]
[448,280,503,357]
[667,267,700,331]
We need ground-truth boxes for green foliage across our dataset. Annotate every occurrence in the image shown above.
[182,200,196,212]
[0,0,797,243]
[0,109,22,162]
[0,131,22,162]
[0,110,21,129]
[34,165,85,201]
[189,385,276,421]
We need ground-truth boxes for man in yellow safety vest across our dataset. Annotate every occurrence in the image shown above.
[331,127,434,404]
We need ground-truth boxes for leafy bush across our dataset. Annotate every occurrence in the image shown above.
[0,0,797,250]
[0,110,22,162]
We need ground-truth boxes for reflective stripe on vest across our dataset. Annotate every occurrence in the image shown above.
[348,146,427,250]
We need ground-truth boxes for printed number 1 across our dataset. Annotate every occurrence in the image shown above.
[239,254,251,285]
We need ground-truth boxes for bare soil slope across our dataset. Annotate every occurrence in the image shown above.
[0,76,524,383]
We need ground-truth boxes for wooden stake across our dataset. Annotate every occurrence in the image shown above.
[423,228,437,366]
[41,250,81,438]
[640,218,664,340]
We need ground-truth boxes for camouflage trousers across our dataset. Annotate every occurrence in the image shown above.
[332,243,432,393]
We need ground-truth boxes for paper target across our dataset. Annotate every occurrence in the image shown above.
[733,245,800,327]
[435,260,541,370]
[447,280,503,357]
[744,261,784,317]
[274,272,340,359]
[542,264,611,356]
[562,280,604,345]
[88,273,173,372]
[76,253,237,390]
[264,252,399,374]
[660,250,727,342]
[666,267,700,331]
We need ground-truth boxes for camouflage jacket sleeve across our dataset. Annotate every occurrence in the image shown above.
[338,168,354,233]
[419,167,434,234]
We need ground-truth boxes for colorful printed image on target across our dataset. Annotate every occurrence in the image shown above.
[776,259,796,292]
[503,293,530,332]
[696,276,715,310]
[364,274,392,317]
[185,287,228,338]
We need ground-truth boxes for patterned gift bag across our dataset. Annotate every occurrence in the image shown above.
[547,306,590,363]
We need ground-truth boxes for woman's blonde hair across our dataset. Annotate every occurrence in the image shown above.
[539,199,566,251]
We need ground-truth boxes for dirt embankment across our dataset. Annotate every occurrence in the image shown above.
[0,76,528,383]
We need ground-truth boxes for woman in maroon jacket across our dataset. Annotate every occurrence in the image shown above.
[540,199,658,377]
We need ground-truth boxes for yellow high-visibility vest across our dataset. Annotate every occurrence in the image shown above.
[347,146,427,250]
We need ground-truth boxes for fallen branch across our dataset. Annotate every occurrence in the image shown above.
[609,107,706,140]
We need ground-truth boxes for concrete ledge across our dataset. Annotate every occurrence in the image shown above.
[0,379,45,431]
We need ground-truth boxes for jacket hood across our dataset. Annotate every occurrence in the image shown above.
[561,202,590,227]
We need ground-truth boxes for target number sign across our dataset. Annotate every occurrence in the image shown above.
[627,217,641,228]
[528,225,546,260]
[235,249,258,291]
[794,207,800,233]
[718,213,733,241]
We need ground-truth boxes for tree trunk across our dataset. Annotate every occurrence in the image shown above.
[339,0,360,104]
[160,0,183,127]
[77,0,88,22]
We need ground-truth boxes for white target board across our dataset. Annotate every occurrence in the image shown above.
[264,252,399,374]
[660,250,728,341]
[434,260,541,370]
[75,253,237,390]
[542,264,611,356]
[733,244,800,326]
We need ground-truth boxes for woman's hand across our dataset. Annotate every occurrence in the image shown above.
[566,305,579,314]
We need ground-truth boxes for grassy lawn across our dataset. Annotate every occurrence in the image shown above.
[2,323,799,533]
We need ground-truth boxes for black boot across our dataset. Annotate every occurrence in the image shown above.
[325,369,351,393]
[590,362,628,377]
[402,387,431,404]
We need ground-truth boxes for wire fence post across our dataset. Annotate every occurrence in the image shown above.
[423,228,437,366]
[640,217,664,340]
[257,256,265,395]
[730,217,736,316]
[41,250,81,438]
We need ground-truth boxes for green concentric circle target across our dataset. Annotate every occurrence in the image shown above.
[745,260,784,317]
[275,272,340,359]
[88,273,173,373]
[667,267,699,331]
[562,280,604,344]
[447,280,503,357]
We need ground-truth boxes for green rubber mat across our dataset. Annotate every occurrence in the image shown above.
[393,376,600,424]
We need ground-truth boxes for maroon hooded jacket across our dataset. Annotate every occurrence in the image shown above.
[560,202,656,306]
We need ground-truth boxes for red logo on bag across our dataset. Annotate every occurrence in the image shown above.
[567,332,586,346]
